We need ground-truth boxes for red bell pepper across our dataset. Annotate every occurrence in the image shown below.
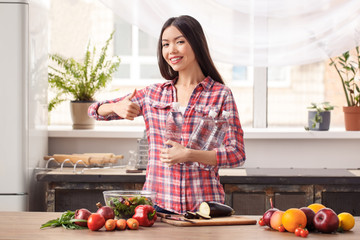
[132,205,157,227]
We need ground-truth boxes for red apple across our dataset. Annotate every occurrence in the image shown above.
[262,208,279,227]
[313,208,339,233]
[300,207,316,231]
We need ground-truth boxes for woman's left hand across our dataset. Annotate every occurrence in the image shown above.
[160,140,189,166]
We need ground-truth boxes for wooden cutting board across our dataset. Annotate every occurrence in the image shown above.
[160,214,257,227]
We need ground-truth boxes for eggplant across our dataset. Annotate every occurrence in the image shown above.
[196,211,211,219]
[184,211,199,219]
[198,201,235,218]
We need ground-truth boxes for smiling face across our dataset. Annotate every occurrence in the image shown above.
[161,26,197,73]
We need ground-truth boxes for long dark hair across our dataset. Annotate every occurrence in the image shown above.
[157,15,224,84]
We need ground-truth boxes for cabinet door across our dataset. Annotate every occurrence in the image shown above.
[48,182,143,212]
[315,185,360,216]
[225,184,314,215]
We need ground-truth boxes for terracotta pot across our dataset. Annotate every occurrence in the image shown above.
[70,101,96,129]
[343,106,360,131]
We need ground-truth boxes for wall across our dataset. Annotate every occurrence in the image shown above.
[48,127,360,169]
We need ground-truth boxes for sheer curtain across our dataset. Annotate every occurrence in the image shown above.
[99,0,360,66]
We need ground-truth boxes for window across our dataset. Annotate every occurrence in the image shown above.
[48,0,343,129]
[112,16,161,86]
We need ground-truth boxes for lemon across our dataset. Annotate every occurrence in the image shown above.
[338,212,355,231]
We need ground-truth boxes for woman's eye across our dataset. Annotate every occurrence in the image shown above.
[162,43,169,47]
[177,40,185,44]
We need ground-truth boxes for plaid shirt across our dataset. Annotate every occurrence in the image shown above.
[88,76,245,213]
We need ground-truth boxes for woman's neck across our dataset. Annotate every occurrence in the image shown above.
[176,65,205,87]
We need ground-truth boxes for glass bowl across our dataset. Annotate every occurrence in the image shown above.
[103,190,156,219]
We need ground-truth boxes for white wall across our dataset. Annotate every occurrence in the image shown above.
[48,128,360,169]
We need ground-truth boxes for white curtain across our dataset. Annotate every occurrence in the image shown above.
[100,0,360,67]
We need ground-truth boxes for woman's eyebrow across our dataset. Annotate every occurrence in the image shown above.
[162,35,184,42]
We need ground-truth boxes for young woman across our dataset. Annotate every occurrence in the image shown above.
[88,15,246,214]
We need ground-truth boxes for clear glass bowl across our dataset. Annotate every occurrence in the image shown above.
[103,190,156,219]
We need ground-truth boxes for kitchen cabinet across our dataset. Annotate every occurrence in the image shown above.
[36,168,360,215]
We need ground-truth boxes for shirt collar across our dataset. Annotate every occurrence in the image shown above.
[163,76,214,91]
[198,76,214,91]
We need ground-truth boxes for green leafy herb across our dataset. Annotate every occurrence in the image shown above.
[40,210,88,230]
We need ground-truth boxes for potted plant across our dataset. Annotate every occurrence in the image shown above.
[330,47,360,131]
[305,102,334,131]
[48,31,120,129]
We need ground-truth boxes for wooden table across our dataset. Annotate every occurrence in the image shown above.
[0,211,359,240]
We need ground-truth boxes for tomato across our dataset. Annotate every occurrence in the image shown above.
[126,218,139,230]
[87,213,105,231]
[300,228,309,238]
[105,219,116,231]
[294,227,302,237]
[116,219,127,230]
[278,225,286,232]
[258,218,266,226]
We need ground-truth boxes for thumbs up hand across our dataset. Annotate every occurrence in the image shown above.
[112,89,140,120]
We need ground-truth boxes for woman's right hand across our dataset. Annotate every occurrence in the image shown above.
[112,89,140,120]
[97,89,140,120]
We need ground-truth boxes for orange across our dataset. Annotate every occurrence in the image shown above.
[338,212,355,231]
[282,208,307,233]
[307,203,326,213]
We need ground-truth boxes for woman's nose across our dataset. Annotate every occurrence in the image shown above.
[169,44,177,54]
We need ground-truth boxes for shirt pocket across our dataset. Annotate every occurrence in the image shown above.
[191,105,221,120]
[148,100,171,137]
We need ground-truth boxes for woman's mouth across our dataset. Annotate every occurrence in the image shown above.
[170,57,182,64]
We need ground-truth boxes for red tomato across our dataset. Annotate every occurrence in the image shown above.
[258,218,266,226]
[278,225,286,232]
[294,227,302,237]
[87,213,105,231]
[300,228,309,238]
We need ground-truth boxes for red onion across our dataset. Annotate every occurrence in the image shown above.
[96,202,115,220]
[74,208,92,227]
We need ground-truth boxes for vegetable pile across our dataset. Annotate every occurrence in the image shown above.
[41,202,156,232]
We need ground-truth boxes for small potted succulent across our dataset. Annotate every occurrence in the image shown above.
[48,31,121,129]
[330,47,360,130]
[305,102,334,131]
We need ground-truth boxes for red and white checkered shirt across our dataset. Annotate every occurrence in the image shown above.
[88,76,246,213]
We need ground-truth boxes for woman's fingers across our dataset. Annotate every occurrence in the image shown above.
[113,99,140,120]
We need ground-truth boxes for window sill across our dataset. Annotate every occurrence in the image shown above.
[48,126,360,139]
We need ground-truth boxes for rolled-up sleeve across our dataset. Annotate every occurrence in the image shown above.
[88,98,124,121]
[88,88,145,121]
[215,91,246,168]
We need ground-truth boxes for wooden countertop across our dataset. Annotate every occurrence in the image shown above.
[0,211,359,240]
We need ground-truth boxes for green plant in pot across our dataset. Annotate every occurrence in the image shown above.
[48,31,120,129]
[330,47,360,131]
[305,102,334,131]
